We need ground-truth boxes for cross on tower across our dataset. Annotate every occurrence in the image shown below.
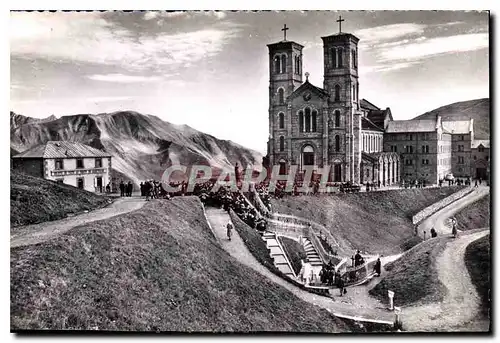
[305,72,310,81]
[336,15,345,33]
[281,24,289,41]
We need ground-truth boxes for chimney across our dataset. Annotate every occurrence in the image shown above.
[469,118,474,132]
[435,116,442,130]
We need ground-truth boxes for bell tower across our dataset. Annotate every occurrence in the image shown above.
[322,16,362,183]
[267,24,304,169]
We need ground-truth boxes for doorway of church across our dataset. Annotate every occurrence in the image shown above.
[279,161,287,175]
[302,145,315,167]
[303,152,314,166]
[476,168,487,180]
[334,164,342,182]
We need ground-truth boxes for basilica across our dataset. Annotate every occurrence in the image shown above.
[265,21,400,186]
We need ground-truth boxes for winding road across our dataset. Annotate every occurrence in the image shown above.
[11,197,146,248]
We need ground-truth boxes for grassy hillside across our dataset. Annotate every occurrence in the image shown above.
[369,237,449,307]
[465,234,490,317]
[278,236,307,276]
[413,98,489,139]
[455,194,490,231]
[270,187,460,255]
[11,197,353,332]
[11,171,111,227]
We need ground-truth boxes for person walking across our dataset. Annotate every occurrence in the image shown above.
[127,181,133,197]
[451,218,458,238]
[226,222,233,241]
[119,180,125,197]
[337,274,346,296]
[373,257,382,277]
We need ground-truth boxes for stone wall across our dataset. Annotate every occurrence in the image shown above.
[412,187,473,225]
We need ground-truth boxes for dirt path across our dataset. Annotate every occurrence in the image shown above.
[11,197,146,248]
[402,229,490,332]
[418,186,489,237]
[205,207,396,324]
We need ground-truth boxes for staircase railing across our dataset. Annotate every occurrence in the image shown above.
[302,224,338,266]
[249,187,343,265]
[339,256,379,286]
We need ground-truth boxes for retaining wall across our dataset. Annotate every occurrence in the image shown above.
[412,187,473,225]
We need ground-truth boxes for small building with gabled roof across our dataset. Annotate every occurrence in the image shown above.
[12,141,112,193]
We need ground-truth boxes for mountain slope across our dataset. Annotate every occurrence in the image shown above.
[10,111,262,185]
[412,98,489,139]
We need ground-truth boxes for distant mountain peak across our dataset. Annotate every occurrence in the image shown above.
[10,109,263,184]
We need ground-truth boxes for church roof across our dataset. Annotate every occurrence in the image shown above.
[385,120,437,133]
[442,120,473,134]
[361,117,384,132]
[360,99,380,111]
[472,139,490,149]
[288,80,329,101]
[267,40,304,49]
[368,109,392,128]
[321,32,360,43]
[13,141,112,159]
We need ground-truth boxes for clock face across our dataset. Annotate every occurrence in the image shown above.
[303,92,312,101]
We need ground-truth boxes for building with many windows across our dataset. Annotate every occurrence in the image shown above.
[384,117,452,183]
[12,141,112,193]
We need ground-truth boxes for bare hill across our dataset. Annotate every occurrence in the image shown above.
[412,98,489,139]
[11,171,111,227]
[10,111,262,185]
[11,197,354,332]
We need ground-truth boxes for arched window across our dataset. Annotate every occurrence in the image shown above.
[278,112,284,129]
[337,48,343,68]
[274,56,281,74]
[299,111,304,132]
[334,85,341,102]
[335,135,340,152]
[312,110,317,132]
[298,56,301,74]
[352,49,357,68]
[281,54,287,73]
[334,110,340,127]
[295,56,299,75]
[278,88,284,105]
[331,48,337,68]
[352,84,356,101]
[305,107,311,132]
[279,136,285,151]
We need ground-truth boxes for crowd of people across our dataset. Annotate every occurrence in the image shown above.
[119,180,134,197]
[193,181,268,232]
[139,180,172,201]
[438,177,472,187]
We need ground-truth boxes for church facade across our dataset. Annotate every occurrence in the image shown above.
[266,27,400,186]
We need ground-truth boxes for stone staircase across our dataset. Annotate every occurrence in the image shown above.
[261,232,295,279]
[302,237,323,267]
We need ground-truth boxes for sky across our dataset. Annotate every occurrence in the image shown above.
[10,10,489,154]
